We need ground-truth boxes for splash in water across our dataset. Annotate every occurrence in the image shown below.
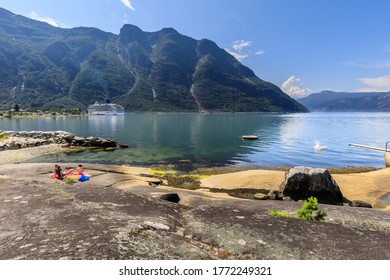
[314,141,327,153]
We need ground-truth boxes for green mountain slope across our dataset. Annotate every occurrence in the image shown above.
[0,7,307,112]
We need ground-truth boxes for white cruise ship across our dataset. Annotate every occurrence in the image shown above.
[88,101,125,115]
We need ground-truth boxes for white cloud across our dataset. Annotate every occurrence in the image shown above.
[232,40,252,52]
[281,76,312,99]
[358,75,390,92]
[224,49,248,61]
[120,0,135,11]
[255,50,265,56]
[28,12,68,28]
[225,40,259,62]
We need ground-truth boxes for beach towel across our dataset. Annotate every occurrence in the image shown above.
[50,173,90,181]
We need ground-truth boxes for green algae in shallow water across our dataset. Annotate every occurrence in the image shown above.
[0,134,9,140]
[149,169,178,176]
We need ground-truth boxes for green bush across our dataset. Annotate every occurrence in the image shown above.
[296,197,328,221]
[269,196,327,222]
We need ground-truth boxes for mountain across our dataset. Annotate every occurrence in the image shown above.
[298,90,390,112]
[0,7,306,112]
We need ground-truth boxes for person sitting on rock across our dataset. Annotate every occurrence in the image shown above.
[52,164,64,179]
[75,164,91,180]
[76,164,84,175]
[52,164,72,179]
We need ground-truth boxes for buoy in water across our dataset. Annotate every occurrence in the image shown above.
[241,135,258,140]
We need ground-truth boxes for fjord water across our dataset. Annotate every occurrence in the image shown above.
[1,113,390,168]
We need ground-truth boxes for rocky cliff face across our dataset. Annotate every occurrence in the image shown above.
[0,7,306,112]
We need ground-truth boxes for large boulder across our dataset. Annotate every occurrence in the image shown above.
[281,166,343,205]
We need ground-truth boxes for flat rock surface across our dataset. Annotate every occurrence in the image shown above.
[0,163,389,259]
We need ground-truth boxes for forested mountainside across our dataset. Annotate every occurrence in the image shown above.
[0,7,306,112]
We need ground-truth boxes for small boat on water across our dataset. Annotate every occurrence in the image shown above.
[241,135,259,140]
[88,100,124,115]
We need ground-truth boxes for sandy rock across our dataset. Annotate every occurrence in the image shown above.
[253,193,268,200]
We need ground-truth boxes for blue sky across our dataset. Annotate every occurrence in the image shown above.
[1,0,390,98]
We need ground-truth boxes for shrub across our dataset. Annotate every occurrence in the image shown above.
[269,196,327,222]
[296,197,328,221]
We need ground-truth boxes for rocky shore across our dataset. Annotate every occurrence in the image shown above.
[0,161,389,260]
[0,130,127,150]
[0,132,389,260]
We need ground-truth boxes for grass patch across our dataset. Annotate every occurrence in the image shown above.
[149,168,178,176]
[269,210,293,218]
[0,134,9,141]
[62,178,76,184]
[185,174,210,179]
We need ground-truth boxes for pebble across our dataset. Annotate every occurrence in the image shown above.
[237,239,246,246]
[143,221,170,230]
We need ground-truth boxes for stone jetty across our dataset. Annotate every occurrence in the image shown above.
[0,130,128,151]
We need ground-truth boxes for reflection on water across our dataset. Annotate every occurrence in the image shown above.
[2,113,390,167]
[87,115,125,138]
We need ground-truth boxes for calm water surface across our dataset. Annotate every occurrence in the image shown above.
[1,112,390,168]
